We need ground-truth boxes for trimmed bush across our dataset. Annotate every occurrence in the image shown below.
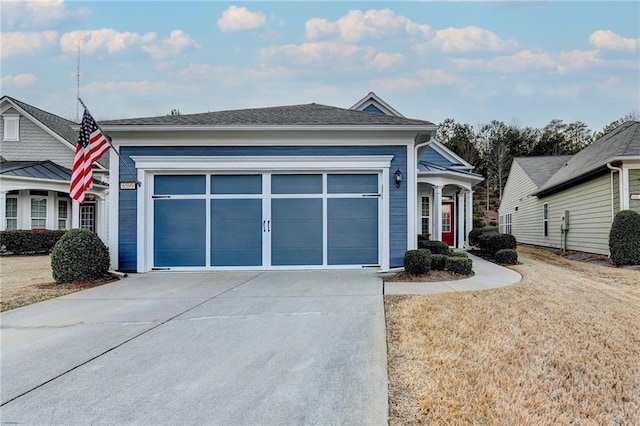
[609,210,640,265]
[418,240,450,255]
[51,229,110,284]
[430,254,448,271]
[445,257,473,275]
[478,232,517,256]
[0,230,66,255]
[469,228,492,247]
[449,251,469,258]
[495,249,518,264]
[404,249,432,275]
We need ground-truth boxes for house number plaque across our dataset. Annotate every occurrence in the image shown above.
[120,181,137,190]
[631,193,640,200]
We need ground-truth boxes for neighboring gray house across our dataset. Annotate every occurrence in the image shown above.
[499,121,640,255]
[0,96,109,241]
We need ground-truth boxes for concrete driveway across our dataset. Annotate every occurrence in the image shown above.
[0,271,387,425]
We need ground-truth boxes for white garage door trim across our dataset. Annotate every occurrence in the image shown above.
[132,156,393,272]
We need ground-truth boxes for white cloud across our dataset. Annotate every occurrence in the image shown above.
[1,73,37,87]
[372,52,405,71]
[60,29,157,55]
[1,0,88,29]
[452,49,600,74]
[1,31,58,58]
[141,30,199,61]
[415,26,518,53]
[258,42,373,66]
[416,68,459,85]
[217,5,266,33]
[305,8,431,42]
[84,80,168,94]
[589,30,639,51]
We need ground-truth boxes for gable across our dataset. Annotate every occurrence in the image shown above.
[362,104,385,115]
[418,141,474,170]
[349,91,405,118]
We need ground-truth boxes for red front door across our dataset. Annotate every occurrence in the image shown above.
[442,201,454,246]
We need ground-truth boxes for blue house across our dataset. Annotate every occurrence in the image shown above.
[101,93,482,272]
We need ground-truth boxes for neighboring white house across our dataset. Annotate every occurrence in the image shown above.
[499,121,640,255]
[0,96,109,242]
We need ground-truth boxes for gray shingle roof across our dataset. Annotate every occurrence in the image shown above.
[514,156,572,188]
[537,121,640,194]
[4,96,77,145]
[99,103,435,127]
[418,161,484,180]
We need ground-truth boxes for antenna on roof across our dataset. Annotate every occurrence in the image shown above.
[76,43,80,122]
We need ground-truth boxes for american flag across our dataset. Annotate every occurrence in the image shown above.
[70,109,110,202]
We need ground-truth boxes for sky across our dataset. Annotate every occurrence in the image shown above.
[1,1,639,133]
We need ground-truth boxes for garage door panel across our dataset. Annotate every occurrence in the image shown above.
[327,174,378,194]
[155,175,206,195]
[328,198,378,265]
[272,199,322,266]
[211,175,262,194]
[154,199,206,267]
[211,199,262,267]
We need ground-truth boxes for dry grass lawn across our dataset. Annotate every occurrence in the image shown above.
[0,255,113,312]
[386,246,640,425]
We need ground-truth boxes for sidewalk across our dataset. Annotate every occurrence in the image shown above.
[384,252,522,295]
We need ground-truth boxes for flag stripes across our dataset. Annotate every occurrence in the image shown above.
[70,109,110,203]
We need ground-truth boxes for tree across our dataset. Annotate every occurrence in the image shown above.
[565,121,592,153]
[168,108,182,116]
[531,119,571,155]
[594,112,640,140]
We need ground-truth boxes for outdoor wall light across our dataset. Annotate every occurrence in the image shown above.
[395,168,403,188]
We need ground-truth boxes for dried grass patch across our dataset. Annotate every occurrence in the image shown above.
[386,245,640,425]
[0,255,115,312]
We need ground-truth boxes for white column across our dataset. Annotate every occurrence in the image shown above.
[71,199,81,228]
[433,185,443,242]
[456,191,465,248]
[46,191,56,230]
[465,190,474,248]
[0,191,6,231]
[96,196,107,244]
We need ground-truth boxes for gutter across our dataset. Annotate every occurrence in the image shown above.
[607,162,622,222]
[97,124,439,133]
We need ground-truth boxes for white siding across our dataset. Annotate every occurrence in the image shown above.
[0,107,75,168]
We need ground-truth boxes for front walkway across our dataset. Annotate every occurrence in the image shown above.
[384,252,522,295]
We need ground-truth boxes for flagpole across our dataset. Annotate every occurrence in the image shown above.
[77,97,140,187]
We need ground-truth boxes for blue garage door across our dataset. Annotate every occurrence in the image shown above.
[152,173,379,268]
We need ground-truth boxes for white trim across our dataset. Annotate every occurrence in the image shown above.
[133,156,393,273]
[101,125,434,133]
[108,146,120,270]
[131,155,394,171]
[406,144,417,250]
[350,91,406,117]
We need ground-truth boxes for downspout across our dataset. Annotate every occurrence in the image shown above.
[606,163,622,258]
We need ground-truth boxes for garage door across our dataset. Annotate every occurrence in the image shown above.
[152,172,379,269]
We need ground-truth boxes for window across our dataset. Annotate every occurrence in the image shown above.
[80,204,95,232]
[505,213,512,234]
[543,203,549,237]
[3,116,20,141]
[421,196,430,236]
[58,199,69,230]
[6,197,17,230]
[31,198,47,229]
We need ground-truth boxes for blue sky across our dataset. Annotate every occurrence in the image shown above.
[2,1,639,132]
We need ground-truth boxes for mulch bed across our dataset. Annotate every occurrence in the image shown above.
[383,269,472,282]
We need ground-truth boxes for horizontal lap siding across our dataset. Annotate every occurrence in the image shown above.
[118,145,407,271]
[630,169,640,212]
[501,163,615,255]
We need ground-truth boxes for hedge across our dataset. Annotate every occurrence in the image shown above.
[449,251,469,258]
[469,228,493,248]
[430,254,448,271]
[404,249,432,275]
[495,249,518,264]
[0,230,66,255]
[418,240,450,255]
[478,232,517,256]
[445,257,473,275]
[51,229,110,284]
[609,210,640,265]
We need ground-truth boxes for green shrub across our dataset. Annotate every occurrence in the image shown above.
[478,232,517,255]
[449,251,469,258]
[404,249,432,275]
[418,240,450,255]
[468,228,492,247]
[0,230,66,255]
[484,226,499,233]
[51,229,110,284]
[609,210,640,265]
[430,254,448,271]
[445,257,473,275]
[495,249,518,264]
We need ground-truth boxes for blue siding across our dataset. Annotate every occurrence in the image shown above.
[118,145,408,270]
[420,145,455,168]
